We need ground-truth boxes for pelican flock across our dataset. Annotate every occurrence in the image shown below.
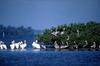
[0,40,99,50]
[10,40,27,50]
[0,40,44,50]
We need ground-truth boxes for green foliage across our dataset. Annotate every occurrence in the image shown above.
[38,21,100,48]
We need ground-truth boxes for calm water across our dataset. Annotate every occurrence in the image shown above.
[0,49,100,66]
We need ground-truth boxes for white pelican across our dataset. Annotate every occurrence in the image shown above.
[10,40,16,50]
[0,41,7,50]
[54,41,59,49]
[32,40,41,49]
[91,42,96,48]
[20,40,27,49]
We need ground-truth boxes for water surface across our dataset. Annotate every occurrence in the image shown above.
[0,49,100,66]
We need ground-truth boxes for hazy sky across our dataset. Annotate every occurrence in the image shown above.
[0,0,100,30]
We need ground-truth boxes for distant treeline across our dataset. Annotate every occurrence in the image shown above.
[0,25,42,47]
[38,21,100,48]
[0,25,34,38]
